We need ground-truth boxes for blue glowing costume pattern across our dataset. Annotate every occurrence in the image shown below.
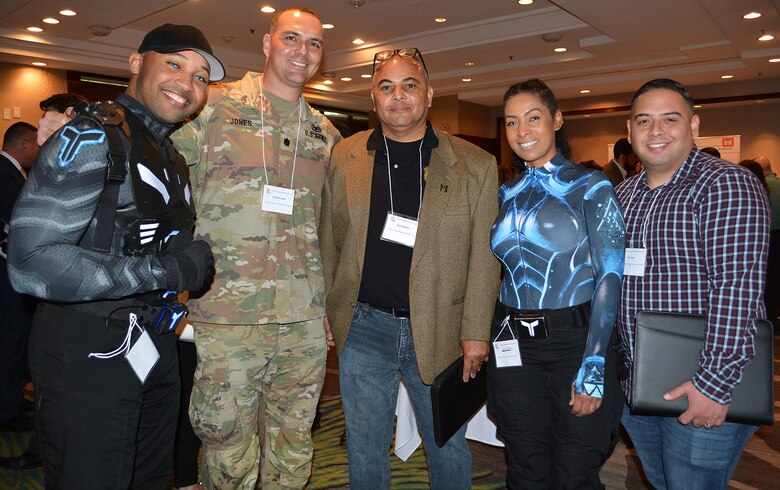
[490,153,625,397]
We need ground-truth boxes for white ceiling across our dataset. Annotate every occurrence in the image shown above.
[1,0,779,112]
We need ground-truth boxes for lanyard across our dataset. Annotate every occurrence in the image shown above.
[260,78,303,189]
[382,134,424,220]
[88,313,143,359]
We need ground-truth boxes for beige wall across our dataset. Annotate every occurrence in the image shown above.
[427,94,496,139]
[428,94,459,133]
[0,62,67,137]
[565,102,780,172]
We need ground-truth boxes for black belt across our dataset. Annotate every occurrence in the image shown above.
[360,302,411,318]
[495,301,590,339]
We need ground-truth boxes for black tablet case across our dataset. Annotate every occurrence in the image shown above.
[631,311,774,425]
[431,356,488,447]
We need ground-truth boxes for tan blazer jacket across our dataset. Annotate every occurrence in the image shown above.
[320,127,501,384]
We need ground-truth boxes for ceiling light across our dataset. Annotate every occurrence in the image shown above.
[32,61,47,67]
[769,58,780,63]
[758,30,774,41]
[721,75,734,79]
[554,47,567,53]
[579,89,590,94]
[260,6,275,13]
[518,0,534,5]
[88,24,111,36]
[340,77,352,81]
[361,74,371,78]
[464,62,475,66]
[43,18,59,24]
[59,9,77,16]
[693,105,702,109]
[435,18,446,23]
[352,38,365,45]
[462,78,472,82]
[323,23,334,29]
[742,12,761,20]
[323,80,334,85]
[26,26,43,32]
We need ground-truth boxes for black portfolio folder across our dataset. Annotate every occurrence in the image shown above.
[430,355,488,447]
[631,311,774,426]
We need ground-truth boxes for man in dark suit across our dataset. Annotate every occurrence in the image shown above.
[320,48,500,489]
[0,122,38,433]
[602,137,636,187]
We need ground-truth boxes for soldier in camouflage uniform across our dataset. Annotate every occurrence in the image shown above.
[172,7,341,489]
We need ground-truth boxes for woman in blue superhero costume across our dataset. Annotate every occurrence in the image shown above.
[488,79,626,489]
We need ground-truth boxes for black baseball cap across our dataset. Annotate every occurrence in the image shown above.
[138,24,225,81]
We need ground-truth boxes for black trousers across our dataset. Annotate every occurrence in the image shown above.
[30,303,179,490]
[174,340,201,487]
[0,261,35,422]
[487,306,623,490]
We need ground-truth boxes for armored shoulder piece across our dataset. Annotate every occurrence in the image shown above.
[75,100,130,133]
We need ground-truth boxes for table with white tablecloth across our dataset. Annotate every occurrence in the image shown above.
[393,381,504,461]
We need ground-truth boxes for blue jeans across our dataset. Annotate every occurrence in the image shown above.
[621,405,756,490]
[339,303,472,490]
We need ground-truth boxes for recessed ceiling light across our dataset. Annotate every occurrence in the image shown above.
[758,31,774,41]
[462,78,472,82]
[59,9,77,16]
[352,38,365,45]
[693,104,702,108]
[769,58,780,63]
[323,80,334,85]
[742,12,761,20]
[518,0,534,5]
[260,6,275,13]
[323,23,334,29]
[340,77,352,81]
[42,18,59,24]
[32,61,47,66]
[361,74,371,78]
[464,62,475,66]
[554,47,567,53]
[579,89,590,94]
[26,26,43,32]
[721,75,734,79]
[435,18,446,23]
[756,99,765,103]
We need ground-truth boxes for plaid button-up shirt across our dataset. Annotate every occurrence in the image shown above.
[615,147,769,405]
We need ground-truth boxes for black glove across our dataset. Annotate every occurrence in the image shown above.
[157,233,215,292]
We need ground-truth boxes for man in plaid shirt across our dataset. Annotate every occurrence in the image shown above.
[615,79,769,489]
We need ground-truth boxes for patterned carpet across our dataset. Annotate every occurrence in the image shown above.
[0,396,502,489]
[306,396,503,489]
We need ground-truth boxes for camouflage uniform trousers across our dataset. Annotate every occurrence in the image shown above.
[189,318,326,489]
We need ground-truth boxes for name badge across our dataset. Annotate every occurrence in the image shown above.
[261,185,295,215]
[381,212,418,248]
[493,339,522,367]
[125,330,160,384]
[624,247,647,277]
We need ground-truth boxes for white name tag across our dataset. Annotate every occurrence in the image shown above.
[381,212,418,248]
[624,247,647,277]
[125,330,160,384]
[493,339,522,367]
[261,185,295,215]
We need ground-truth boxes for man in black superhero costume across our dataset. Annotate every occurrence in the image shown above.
[7,24,223,489]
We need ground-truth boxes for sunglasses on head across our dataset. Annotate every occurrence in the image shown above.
[372,47,428,78]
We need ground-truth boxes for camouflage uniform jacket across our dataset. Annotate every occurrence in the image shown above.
[172,72,341,325]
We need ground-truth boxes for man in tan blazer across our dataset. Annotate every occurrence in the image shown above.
[319,48,500,490]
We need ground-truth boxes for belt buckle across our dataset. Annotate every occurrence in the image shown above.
[513,314,548,339]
